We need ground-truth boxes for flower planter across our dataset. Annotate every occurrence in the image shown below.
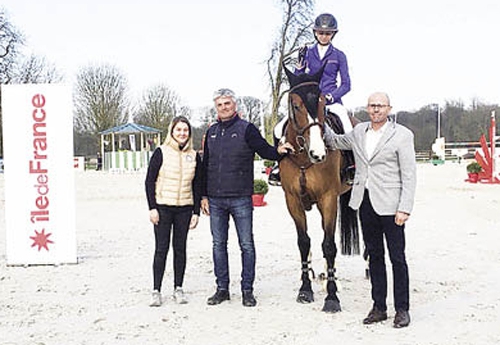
[252,194,266,207]
[467,172,479,183]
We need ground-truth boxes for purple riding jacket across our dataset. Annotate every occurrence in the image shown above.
[295,43,351,105]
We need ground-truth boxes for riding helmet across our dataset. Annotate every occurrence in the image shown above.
[313,13,338,33]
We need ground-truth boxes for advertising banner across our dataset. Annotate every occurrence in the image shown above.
[2,84,77,265]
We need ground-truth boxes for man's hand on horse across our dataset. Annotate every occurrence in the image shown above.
[278,142,295,154]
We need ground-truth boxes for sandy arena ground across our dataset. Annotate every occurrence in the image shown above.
[0,162,499,345]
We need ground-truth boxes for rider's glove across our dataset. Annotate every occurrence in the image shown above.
[325,93,334,104]
[298,45,307,66]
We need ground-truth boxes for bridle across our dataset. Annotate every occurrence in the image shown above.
[283,80,328,203]
[286,81,324,155]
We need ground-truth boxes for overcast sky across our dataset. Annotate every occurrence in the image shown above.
[2,0,500,114]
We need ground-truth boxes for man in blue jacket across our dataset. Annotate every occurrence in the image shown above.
[201,88,293,307]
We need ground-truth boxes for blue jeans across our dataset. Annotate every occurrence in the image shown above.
[208,196,255,291]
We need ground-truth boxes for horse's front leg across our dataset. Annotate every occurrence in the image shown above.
[284,190,314,304]
[296,229,314,303]
[321,233,341,312]
[320,197,341,313]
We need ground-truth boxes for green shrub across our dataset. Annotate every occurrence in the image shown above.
[253,178,269,195]
[466,161,482,173]
[263,160,275,168]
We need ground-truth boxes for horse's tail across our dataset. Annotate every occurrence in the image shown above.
[339,190,360,255]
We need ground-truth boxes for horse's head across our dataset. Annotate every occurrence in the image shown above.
[284,66,327,163]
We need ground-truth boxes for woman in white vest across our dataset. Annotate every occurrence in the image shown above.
[145,116,202,307]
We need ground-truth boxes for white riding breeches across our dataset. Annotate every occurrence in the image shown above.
[327,103,352,133]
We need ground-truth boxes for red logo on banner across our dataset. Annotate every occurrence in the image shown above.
[30,229,54,251]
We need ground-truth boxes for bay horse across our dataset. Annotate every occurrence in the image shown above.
[279,66,360,313]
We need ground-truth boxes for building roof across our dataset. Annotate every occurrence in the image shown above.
[99,123,162,135]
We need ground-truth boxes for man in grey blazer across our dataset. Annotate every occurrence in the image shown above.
[324,92,416,328]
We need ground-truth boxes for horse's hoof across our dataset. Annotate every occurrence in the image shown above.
[322,299,341,313]
[296,290,314,303]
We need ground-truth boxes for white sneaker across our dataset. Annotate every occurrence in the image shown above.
[173,287,188,304]
[149,290,162,307]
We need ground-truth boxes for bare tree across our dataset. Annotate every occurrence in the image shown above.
[73,64,129,135]
[14,54,62,83]
[265,0,315,137]
[0,8,24,84]
[239,96,264,129]
[198,105,217,126]
[134,84,191,139]
[0,8,24,156]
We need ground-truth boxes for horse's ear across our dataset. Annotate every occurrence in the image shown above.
[283,64,299,88]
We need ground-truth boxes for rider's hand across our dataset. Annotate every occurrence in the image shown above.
[297,45,307,68]
[325,93,334,104]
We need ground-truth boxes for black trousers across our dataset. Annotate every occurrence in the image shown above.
[153,205,192,291]
[360,190,409,312]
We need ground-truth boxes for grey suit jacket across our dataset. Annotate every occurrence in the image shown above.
[325,120,417,215]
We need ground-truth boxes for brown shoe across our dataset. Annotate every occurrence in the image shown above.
[363,306,388,324]
[393,310,410,328]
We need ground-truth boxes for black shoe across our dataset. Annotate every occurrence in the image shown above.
[393,310,410,328]
[363,306,388,324]
[242,290,257,307]
[207,289,230,305]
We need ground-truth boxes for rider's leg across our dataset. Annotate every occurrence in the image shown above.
[271,117,288,183]
[327,103,353,133]
[273,116,288,147]
[326,103,355,184]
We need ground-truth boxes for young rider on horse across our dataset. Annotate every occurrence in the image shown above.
[274,13,355,183]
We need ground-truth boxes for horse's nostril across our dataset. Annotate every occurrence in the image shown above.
[310,152,325,162]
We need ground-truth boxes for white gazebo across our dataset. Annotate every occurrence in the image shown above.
[99,123,162,172]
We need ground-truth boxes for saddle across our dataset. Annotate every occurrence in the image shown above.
[325,111,344,134]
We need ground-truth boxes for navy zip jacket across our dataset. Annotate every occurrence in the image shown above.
[202,114,282,198]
